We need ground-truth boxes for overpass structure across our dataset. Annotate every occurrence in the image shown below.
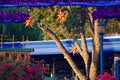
[23,36,120,55]
[1,36,119,55]
[0,36,120,79]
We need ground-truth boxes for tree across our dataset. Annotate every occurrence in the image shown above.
[31,6,116,80]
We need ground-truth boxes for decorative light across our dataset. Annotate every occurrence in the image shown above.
[57,11,66,22]
[24,18,33,27]
[70,45,78,55]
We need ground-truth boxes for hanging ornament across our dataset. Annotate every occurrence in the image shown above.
[57,11,66,22]
[24,18,33,27]
[70,45,78,55]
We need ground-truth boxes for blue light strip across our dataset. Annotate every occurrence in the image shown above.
[0,2,120,7]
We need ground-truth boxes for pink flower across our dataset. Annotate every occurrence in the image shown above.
[8,76,14,80]
[0,71,3,75]
[0,58,47,80]
[27,66,35,73]
[3,63,12,69]
[97,72,116,80]
[36,63,39,66]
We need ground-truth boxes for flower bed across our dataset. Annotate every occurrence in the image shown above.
[0,56,47,80]
[97,72,116,80]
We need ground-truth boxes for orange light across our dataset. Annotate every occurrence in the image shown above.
[57,11,66,22]
[70,46,78,55]
[24,18,33,27]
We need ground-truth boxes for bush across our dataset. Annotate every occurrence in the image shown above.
[0,56,46,80]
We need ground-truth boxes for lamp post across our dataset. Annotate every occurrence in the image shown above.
[98,20,105,74]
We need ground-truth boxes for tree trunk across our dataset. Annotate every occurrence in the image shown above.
[37,23,86,80]
[74,26,89,79]
[86,7,100,80]
[80,29,89,79]
[89,20,100,80]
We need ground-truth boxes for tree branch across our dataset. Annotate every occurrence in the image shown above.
[85,7,94,35]
[37,23,86,80]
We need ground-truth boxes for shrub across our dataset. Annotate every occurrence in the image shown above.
[0,56,46,80]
